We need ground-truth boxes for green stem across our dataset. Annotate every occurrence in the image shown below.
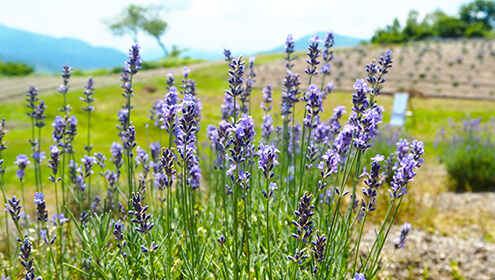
[264,180,273,280]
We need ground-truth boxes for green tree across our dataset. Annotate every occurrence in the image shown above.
[460,0,495,30]
[141,18,169,56]
[106,4,170,57]
[106,5,148,43]
[433,14,467,38]
[371,18,404,44]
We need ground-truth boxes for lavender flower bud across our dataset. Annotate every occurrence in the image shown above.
[303,84,323,128]
[14,154,31,181]
[18,237,42,280]
[256,143,280,180]
[285,34,295,70]
[33,192,48,222]
[261,85,273,112]
[305,34,322,77]
[166,71,175,90]
[291,192,315,242]
[317,148,340,179]
[6,196,22,222]
[225,56,245,98]
[394,222,412,249]
[128,192,154,234]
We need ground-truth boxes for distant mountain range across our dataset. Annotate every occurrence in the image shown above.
[0,24,127,73]
[264,32,365,54]
[0,24,365,72]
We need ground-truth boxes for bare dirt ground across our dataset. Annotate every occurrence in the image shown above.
[256,39,495,101]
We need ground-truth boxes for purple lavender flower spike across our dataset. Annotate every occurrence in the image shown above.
[311,231,327,275]
[129,192,154,234]
[6,196,22,222]
[305,34,322,78]
[14,154,31,181]
[256,143,280,180]
[318,148,340,179]
[394,222,412,249]
[303,84,324,128]
[34,192,48,222]
[223,48,233,62]
[261,113,274,143]
[352,79,369,114]
[126,44,142,74]
[166,71,175,90]
[81,155,97,177]
[285,34,295,70]
[388,139,424,198]
[19,237,42,280]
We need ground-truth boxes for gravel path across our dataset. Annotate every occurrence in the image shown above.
[362,192,495,279]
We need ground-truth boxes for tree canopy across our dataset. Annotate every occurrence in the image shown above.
[106,4,169,57]
[371,0,495,44]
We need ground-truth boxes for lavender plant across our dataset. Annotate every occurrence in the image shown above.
[0,38,426,280]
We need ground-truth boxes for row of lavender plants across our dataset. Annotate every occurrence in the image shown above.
[0,32,424,279]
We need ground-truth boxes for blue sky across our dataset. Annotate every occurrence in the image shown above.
[0,0,468,59]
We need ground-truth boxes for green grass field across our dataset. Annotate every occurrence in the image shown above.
[1,56,492,193]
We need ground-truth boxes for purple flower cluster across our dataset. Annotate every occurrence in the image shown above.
[229,115,256,168]
[394,222,412,249]
[166,71,175,90]
[113,219,127,258]
[352,105,384,151]
[261,113,274,144]
[110,142,124,170]
[40,229,57,245]
[6,196,22,222]
[329,105,346,135]
[223,48,233,62]
[360,154,385,212]
[159,87,179,134]
[225,56,245,101]
[14,154,31,181]
[177,94,202,190]
[256,143,280,180]
[366,50,393,97]
[305,35,321,77]
[317,148,340,179]
[240,56,256,114]
[19,237,42,280]
[126,44,142,75]
[303,84,324,128]
[281,71,301,118]
[261,85,273,112]
[34,192,48,222]
[157,148,176,193]
[180,67,198,96]
[129,192,154,234]
[291,192,315,242]
[48,145,61,183]
[285,34,295,70]
[389,139,425,198]
[352,273,366,280]
[311,232,327,275]
[207,121,232,169]
[81,77,95,113]
[321,31,334,77]
[352,79,369,114]
[81,155,97,178]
